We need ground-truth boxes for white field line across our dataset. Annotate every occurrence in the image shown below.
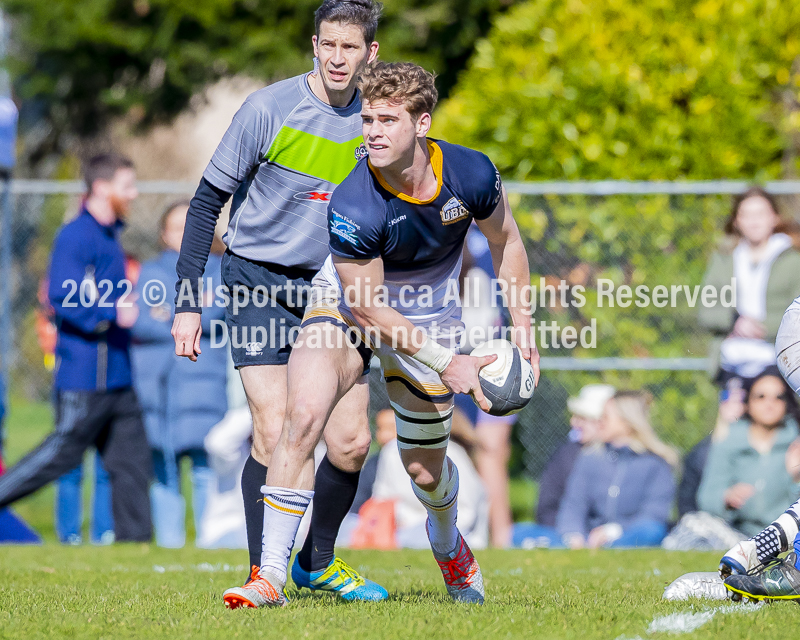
[615,601,764,638]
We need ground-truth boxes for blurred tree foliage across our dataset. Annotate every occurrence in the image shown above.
[504,193,730,454]
[434,0,800,452]
[1,0,517,159]
[436,0,800,180]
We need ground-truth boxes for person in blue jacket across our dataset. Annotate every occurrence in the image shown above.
[0,153,152,541]
[131,202,227,547]
[557,390,678,549]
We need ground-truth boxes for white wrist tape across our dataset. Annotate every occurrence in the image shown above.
[412,337,453,373]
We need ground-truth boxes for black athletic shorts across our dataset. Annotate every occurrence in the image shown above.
[221,250,315,367]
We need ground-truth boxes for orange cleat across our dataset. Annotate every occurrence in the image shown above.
[223,565,287,609]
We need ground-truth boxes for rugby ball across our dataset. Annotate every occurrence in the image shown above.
[777,304,800,394]
[470,339,535,416]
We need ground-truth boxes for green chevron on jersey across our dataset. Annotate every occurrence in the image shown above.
[266,126,363,185]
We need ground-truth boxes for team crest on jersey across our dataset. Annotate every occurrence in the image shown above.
[294,191,332,202]
[245,342,264,357]
[330,211,359,246]
[354,143,368,161]
[440,197,470,225]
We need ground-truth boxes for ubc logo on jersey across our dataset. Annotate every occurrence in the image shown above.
[330,211,359,246]
[294,191,332,202]
[440,197,470,225]
[355,143,368,161]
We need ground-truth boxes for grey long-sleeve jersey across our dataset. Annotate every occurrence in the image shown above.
[205,72,366,269]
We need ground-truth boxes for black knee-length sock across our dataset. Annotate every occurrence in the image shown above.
[241,455,268,577]
[296,455,360,572]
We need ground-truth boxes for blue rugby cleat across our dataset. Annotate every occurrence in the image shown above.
[724,552,800,601]
[291,555,388,601]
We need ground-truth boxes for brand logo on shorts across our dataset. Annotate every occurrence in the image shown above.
[330,211,359,246]
[440,197,470,225]
[355,144,368,161]
[294,191,332,202]
[245,342,264,357]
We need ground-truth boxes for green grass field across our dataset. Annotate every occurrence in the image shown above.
[2,400,800,639]
[2,546,800,640]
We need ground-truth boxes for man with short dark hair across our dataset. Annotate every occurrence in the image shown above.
[243,61,539,607]
[0,152,152,542]
[171,0,387,607]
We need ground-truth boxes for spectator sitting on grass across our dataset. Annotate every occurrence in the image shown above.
[511,383,615,548]
[696,366,800,538]
[557,390,678,549]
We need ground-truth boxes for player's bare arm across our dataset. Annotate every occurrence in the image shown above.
[333,254,497,411]
[476,186,540,386]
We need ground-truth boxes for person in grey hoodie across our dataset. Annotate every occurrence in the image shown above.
[557,390,677,548]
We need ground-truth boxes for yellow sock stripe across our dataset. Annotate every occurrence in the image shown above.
[383,369,450,395]
[263,497,306,517]
[303,307,349,324]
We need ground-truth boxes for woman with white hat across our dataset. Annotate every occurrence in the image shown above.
[512,383,615,548]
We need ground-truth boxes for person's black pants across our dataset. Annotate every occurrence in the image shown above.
[0,387,153,542]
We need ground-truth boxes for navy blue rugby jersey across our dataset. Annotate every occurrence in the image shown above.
[327,139,501,279]
[324,139,502,324]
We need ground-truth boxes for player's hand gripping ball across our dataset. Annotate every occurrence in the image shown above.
[470,339,535,416]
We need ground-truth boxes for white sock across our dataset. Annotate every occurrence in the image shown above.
[260,486,313,587]
[412,457,459,555]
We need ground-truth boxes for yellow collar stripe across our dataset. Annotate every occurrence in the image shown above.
[368,140,443,205]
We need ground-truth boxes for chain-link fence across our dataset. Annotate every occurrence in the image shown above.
[1,180,197,402]
[4,180,800,483]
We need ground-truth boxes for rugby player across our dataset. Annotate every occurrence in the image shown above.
[718,296,800,600]
[171,0,387,607]
[229,61,540,607]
